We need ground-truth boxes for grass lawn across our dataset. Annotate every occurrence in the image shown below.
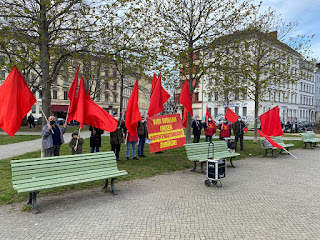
[0,135,41,145]
[0,136,305,206]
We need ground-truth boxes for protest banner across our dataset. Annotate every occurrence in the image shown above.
[147,114,186,153]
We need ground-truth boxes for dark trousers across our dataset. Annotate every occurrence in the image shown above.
[193,134,200,143]
[205,135,212,142]
[111,144,121,160]
[91,147,100,153]
[235,134,244,151]
[29,122,35,128]
[53,145,61,156]
[138,137,146,156]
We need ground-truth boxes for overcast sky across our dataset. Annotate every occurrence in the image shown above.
[262,0,320,61]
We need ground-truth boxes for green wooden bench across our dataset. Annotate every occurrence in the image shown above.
[11,152,128,214]
[300,132,320,148]
[270,136,294,153]
[260,139,278,157]
[184,141,240,172]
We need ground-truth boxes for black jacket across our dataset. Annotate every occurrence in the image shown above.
[89,126,104,147]
[233,120,246,136]
[192,120,202,135]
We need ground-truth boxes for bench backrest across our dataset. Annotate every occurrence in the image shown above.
[300,133,313,140]
[11,152,118,184]
[184,141,229,159]
[270,136,284,144]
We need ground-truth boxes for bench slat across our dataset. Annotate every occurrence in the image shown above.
[15,171,128,193]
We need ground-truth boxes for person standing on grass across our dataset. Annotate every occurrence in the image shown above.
[137,116,148,158]
[233,117,246,151]
[125,131,139,160]
[204,118,216,142]
[89,126,104,153]
[192,116,202,143]
[27,113,35,128]
[219,120,231,140]
[110,115,125,161]
[69,131,84,155]
[41,116,66,157]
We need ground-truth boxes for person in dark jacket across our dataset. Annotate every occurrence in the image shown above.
[233,117,246,151]
[89,126,104,153]
[110,116,125,161]
[137,116,148,157]
[27,113,35,128]
[192,117,202,143]
[69,131,84,155]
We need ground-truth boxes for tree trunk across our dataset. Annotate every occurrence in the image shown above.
[39,0,51,121]
[119,73,124,125]
[186,42,194,144]
[254,84,260,142]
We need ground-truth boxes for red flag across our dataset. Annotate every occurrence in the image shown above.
[72,76,86,128]
[151,73,158,95]
[125,80,142,134]
[148,72,170,117]
[259,106,283,136]
[179,79,193,116]
[257,130,283,149]
[205,105,212,123]
[244,127,248,133]
[225,107,238,123]
[0,66,36,136]
[67,64,80,123]
[71,76,117,132]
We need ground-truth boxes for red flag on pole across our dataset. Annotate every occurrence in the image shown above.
[225,107,238,123]
[150,73,158,95]
[148,72,170,118]
[125,80,142,134]
[179,79,193,116]
[205,105,212,123]
[257,130,283,149]
[0,66,36,136]
[71,76,117,132]
[67,64,80,123]
[259,106,283,136]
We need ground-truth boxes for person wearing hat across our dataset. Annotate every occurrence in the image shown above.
[69,131,84,155]
[110,114,125,161]
[41,116,67,157]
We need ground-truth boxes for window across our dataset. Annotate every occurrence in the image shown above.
[214,108,218,117]
[195,92,199,101]
[105,82,109,90]
[235,106,239,115]
[96,92,100,102]
[52,90,57,99]
[113,82,117,90]
[0,55,5,64]
[63,91,68,100]
[105,93,109,103]
[242,107,247,117]
[32,105,36,114]
[113,93,117,103]
[39,90,42,99]
[112,68,117,77]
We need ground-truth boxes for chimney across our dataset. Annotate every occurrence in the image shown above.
[270,31,278,39]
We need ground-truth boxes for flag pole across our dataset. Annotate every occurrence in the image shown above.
[75,127,81,149]
[282,148,297,159]
[40,108,54,134]
[65,105,70,124]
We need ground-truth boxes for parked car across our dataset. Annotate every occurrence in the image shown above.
[56,118,65,126]
[68,120,80,126]
[34,117,42,126]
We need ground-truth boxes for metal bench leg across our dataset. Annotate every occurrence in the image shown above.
[230,157,235,168]
[27,192,32,205]
[190,162,197,172]
[111,178,118,195]
[103,179,109,190]
[200,162,205,174]
[32,192,40,214]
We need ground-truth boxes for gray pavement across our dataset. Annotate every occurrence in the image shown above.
[0,148,320,239]
[0,131,91,160]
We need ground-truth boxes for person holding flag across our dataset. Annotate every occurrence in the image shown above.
[233,117,246,151]
[204,117,216,142]
[219,120,231,140]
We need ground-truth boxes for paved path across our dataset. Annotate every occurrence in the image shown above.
[0,131,91,160]
[0,148,319,239]
[0,131,41,135]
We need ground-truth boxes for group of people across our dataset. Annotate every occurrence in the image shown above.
[191,117,247,151]
[41,115,149,161]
